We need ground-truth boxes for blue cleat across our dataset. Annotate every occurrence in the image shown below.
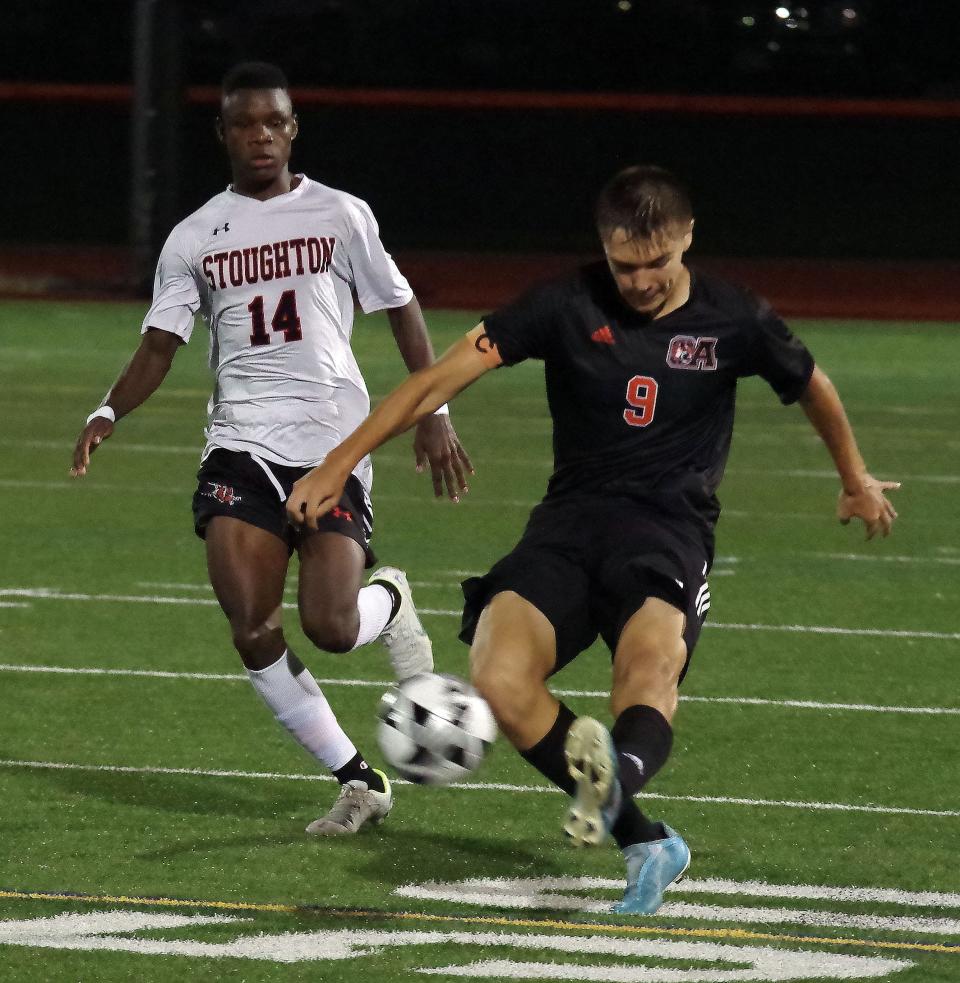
[563,716,623,847]
[613,825,690,914]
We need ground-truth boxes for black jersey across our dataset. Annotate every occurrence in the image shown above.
[483,262,814,535]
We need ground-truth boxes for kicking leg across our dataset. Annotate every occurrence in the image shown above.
[470,592,585,798]
[469,592,661,849]
[469,591,563,752]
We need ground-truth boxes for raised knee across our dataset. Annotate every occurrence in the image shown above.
[301,611,359,654]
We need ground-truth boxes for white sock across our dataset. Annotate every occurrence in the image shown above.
[247,651,356,771]
[350,583,394,650]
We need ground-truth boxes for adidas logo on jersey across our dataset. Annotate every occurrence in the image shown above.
[590,325,615,345]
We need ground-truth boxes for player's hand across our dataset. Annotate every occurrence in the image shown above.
[837,473,901,540]
[413,414,474,502]
[70,419,115,477]
[286,464,348,530]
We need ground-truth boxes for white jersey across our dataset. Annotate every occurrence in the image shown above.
[141,175,413,487]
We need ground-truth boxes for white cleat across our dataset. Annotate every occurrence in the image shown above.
[369,566,434,680]
[563,716,622,848]
[305,771,393,836]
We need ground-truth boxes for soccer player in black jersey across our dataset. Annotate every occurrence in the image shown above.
[286,165,900,913]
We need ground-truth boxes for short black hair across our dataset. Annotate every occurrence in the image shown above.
[595,165,693,242]
[221,61,289,96]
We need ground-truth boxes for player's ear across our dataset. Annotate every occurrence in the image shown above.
[682,219,694,253]
[215,115,225,143]
[290,112,299,141]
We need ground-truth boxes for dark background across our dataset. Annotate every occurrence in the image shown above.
[3,1,959,259]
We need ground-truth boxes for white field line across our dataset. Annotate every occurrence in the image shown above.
[6,439,960,484]
[677,694,960,716]
[808,552,960,566]
[3,587,959,642]
[136,582,216,591]
[0,602,30,609]
[707,622,960,641]
[132,573,740,593]
[0,389,955,417]
[735,401,960,420]
[4,478,957,529]
[0,384,210,399]
[398,874,960,912]
[2,662,957,717]
[402,883,960,934]
[673,876,960,909]
[730,467,960,485]
[1,757,955,818]
[137,580,460,593]
[2,438,201,455]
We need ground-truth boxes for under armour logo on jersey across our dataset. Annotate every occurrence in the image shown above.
[590,325,615,345]
[212,222,230,235]
[667,335,718,370]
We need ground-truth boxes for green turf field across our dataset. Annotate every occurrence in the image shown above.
[0,300,957,981]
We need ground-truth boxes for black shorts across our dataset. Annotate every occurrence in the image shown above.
[460,494,713,680]
[192,448,376,566]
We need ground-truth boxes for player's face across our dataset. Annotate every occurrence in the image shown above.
[602,225,693,316]
[218,88,298,190]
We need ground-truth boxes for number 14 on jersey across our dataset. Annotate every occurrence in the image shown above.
[248,289,302,346]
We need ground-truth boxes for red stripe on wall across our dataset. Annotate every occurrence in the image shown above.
[3,81,960,119]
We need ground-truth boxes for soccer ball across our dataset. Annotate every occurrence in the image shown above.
[376,672,497,786]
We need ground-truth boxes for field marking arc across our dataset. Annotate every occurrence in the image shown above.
[0,888,956,956]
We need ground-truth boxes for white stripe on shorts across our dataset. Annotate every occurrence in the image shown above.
[249,454,287,503]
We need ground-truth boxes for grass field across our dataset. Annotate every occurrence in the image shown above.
[0,299,957,981]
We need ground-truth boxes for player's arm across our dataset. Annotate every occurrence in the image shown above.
[386,296,473,499]
[288,324,501,529]
[70,328,183,477]
[798,365,900,539]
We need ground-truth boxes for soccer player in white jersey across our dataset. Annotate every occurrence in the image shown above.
[70,62,472,836]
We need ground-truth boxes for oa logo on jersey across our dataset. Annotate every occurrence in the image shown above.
[666,335,718,371]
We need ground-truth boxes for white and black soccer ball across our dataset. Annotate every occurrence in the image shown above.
[376,672,497,786]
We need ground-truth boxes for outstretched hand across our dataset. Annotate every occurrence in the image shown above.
[413,414,474,502]
[837,474,900,539]
[70,418,114,477]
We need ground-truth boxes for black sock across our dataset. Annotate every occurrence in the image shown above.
[610,801,665,848]
[519,704,666,849]
[520,702,577,795]
[611,704,673,797]
[334,752,385,792]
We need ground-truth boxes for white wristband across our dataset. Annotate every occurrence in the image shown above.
[432,403,449,416]
[86,406,116,426]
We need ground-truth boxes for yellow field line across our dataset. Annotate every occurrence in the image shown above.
[0,888,956,955]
